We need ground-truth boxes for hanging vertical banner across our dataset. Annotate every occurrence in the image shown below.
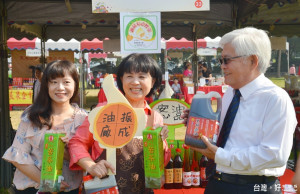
[120,12,161,54]
[92,0,210,13]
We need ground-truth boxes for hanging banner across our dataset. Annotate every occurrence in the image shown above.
[9,89,33,104]
[26,49,49,57]
[197,48,217,56]
[105,58,117,62]
[120,12,161,54]
[92,0,210,13]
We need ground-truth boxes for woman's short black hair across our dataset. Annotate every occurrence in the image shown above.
[28,60,79,128]
[35,64,44,72]
[183,61,192,70]
[116,53,162,97]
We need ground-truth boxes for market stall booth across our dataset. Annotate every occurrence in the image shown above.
[2,0,300,189]
[7,37,80,110]
[162,36,224,104]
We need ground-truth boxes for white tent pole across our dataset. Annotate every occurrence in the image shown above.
[192,24,198,88]
[287,50,289,74]
[164,47,168,82]
[79,51,84,108]
[286,42,289,74]
[277,50,282,78]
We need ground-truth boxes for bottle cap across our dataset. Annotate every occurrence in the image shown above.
[183,144,189,149]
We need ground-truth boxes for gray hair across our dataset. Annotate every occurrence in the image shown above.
[219,27,271,74]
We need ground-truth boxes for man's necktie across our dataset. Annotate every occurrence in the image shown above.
[205,89,241,178]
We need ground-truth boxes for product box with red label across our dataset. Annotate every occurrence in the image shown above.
[39,133,65,192]
[143,127,165,189]
[83,174,118,194]
[185,117,220,148]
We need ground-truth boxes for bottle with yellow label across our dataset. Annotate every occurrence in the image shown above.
[164,157,174,189]
[173,148,183,189]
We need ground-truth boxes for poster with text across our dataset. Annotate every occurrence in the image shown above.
[120,12,161,54]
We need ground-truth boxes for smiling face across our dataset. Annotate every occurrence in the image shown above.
[48,72,75,105]
[221,43,259,89]
[121,71,155,108]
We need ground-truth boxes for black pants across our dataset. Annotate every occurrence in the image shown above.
[11,186,38,194]
[204,177,282,194]
[39,188,79,194]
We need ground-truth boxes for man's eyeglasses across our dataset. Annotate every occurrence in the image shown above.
[219,55,247,65]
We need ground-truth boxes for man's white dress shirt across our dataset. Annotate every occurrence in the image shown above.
[215,74,297,177]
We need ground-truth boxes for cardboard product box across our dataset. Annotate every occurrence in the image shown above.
[83,175,118,194]
[183,82,195,95]
[184,83,194,87]
[143,127,165,189]
[99,186,119,194]
[183,77,192,83]
[85,186,119,194]
[173,74,183,82]
[40,133,65,192]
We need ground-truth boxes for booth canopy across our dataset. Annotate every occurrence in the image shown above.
[6,0,299,41]
[8,37,219,52]
[204,37,221,48]
[81,38,103,52]
[88,53,108,65]
[7,37,37,50]
[164,36,221,51]
[241,1,300,37]
[7,37,80,51]
[36,38,80,51]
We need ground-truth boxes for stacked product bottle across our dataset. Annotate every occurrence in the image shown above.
[182,145,191,189]
[200,155,208,188]
[191,151,200,188]
[173,148,183,189]
[164,157,174,189]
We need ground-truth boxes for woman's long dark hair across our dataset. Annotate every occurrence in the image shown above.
[116,53,162,97]
[28,60,79,129]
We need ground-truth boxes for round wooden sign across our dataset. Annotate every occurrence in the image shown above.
[93,102,137,148]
